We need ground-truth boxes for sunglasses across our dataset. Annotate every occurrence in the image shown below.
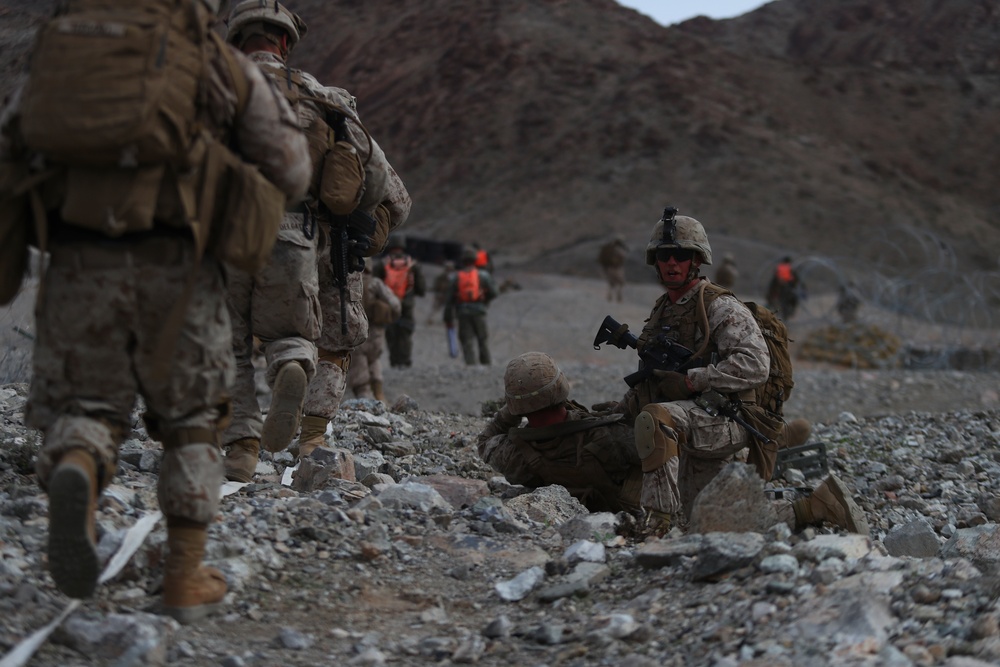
[655,248,695,263]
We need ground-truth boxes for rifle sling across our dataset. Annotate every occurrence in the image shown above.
[513,414,624,442]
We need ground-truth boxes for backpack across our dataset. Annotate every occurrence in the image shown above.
[700,285,794,481]
[456,268,483,303]
[14,1,285,273]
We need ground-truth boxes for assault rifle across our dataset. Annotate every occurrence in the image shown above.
[593,315,698,388]
[328,209,376,335]
[327,110,375,335]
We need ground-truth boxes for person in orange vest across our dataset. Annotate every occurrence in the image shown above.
[767,256,802,321]
[472,242,494,274]
[374,235,426,367]
[444,247,500,365]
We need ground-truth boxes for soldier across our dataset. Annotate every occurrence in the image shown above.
[375,235,426,368]
[767,255,802,320]
[617,210,865,530]
[220,1,322,482]
[478,352,680,523]
[225,1,411,462]
[3,0,310,621]
[426,260,456,325]
[347,265,401,402]
[714,252,738,291]
[597,234,628,302]
[444,247,500,366]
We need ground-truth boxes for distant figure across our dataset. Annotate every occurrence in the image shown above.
[375,235,426,368]
[426,260,456,325]
[714,253,738,290]
[472,242,494,274]
[444,247,500,365]
[767,256,802,321]
[597,234,628,302]
[348,266,401,402]
[836,281,861,324]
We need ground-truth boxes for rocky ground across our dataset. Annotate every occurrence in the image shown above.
[2,269,1000,666]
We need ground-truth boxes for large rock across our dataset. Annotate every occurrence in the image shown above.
[688,463,778,534]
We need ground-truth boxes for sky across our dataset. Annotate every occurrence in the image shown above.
[615,0,770,26]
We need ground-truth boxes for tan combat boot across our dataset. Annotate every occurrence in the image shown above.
[793,474,870,534]
[783,418,812,448]
[297,415,328,460]
[371,379,386,402]
[162,518,227,624]
[261,361,308,453]
[48,448,100,598]
[224,437,260,483]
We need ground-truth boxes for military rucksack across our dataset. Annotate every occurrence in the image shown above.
[14,0,286,273]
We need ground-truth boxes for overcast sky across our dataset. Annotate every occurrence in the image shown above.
[615,0,770,26]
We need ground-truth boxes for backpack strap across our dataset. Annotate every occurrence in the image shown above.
[211,32,251,118]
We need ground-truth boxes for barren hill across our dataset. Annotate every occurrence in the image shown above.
[2,0,998,276]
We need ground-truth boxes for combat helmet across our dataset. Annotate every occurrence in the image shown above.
[226,0,307,52]
[644,207,712,266]
[504,352,570,416]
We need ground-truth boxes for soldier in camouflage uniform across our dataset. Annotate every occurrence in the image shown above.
[375,235,426,368]
[347,265,401,402]
[597,234,628,303]
[3,0,310,621]
[226,1,411,461]
[618,210,866,532]
[478,352,680,521]
[444,246,500,366]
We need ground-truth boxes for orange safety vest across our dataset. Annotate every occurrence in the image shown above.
[383,256,414,299]
[475,249,489,268]
[456,268,482,303]
[775,262,794,283]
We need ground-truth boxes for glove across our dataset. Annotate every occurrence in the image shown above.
[494,404,521,430]
[590,400,620,414]
[655,371,694,401]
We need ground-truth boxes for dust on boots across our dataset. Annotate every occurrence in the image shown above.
[224,437,260,483]
[792,474,870,534]
[296,414,329,459]
[261,361,308,453]
[160,517,227,624]
[47,448,100,598]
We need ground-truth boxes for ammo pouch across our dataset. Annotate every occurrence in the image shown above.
[319,140,365,215]
[60,165,163,235]
[198,138,285,273]
[738,404,783,482]
[366,299,394,326]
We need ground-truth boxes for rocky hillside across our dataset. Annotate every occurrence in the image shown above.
[1,0,997,277]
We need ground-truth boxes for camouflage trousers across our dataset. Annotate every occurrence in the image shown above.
[222,222,321,445]
[346,326,387,393]
[28,238,234,524]
[304,230,369,421]
[603,266,625,302]
[654,399,749,519]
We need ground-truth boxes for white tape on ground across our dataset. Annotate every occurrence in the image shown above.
[0,480,245,667]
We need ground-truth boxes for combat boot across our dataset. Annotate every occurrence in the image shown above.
[224,437,259,483]
[783,418,812,448]
[793,475,869,534]
[48,448,100,598]
[296,415,328,460]
[261,361,308,453]
[162,518,227,624]
[371,380,386,402]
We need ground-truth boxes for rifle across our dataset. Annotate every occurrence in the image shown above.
[694,389,773,443]
[593,315,698,388]
[326,111,375,335]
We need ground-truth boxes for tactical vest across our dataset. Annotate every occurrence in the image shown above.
[456,268,482,303]
[260,62,364,215]
[638,282,722,365]
[508,404,641,513]
[383,256,413,299]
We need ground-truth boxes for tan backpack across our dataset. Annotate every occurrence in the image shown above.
[15,1,285,273]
